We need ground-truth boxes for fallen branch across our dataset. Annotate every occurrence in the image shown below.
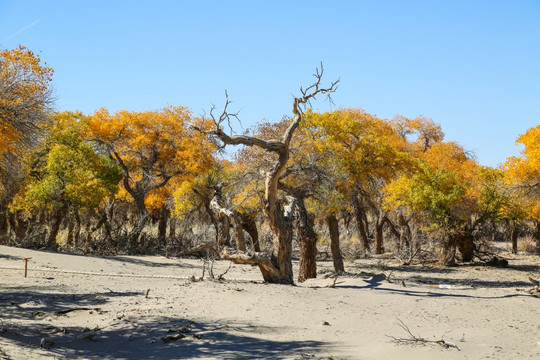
[54,307,101,316]
[178,244,218,258]
[387,319,460,351]
[220,247,283,283]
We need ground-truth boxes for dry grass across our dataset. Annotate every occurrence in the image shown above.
[518,235,539,254]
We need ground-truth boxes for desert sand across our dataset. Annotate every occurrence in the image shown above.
[0,244,539,359]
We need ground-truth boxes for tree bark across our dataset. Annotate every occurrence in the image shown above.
[0,208,7,245]
[242,215,260,252]
[441,233,457,266]
[374,213,385,255]
[46,203,69,249]
[158,207,170,244]
[230,211,247,252]
[535,220,540,255]
[352,191,370,254]
[511,223,518,255]
[128,210,149,253]
[398,213,412,250]
[326,213,344,272]
[66,208,81,247]
[14,210,27,243]
[457,233,475,262]
[295,197,317,282]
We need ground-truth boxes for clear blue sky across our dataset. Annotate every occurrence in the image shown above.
[1,0,539,167]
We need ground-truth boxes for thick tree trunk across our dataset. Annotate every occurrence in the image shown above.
[230,211,247,252]
[264,196,295,284]
[216,212,231,252]
[46,203,68,249]
[441,234,457,266]
[14,210,27,243]
[158,207,169,244]
[458,233,475,262]
[511,224,518,255]
[66,212,75,246]
[295,198,317,282]
[242,215,260,252]
[128,210,149,253]
[326,213,344,272]
[352,192,370,254]
[535,220,540,255]
[66,208,81,247]
[0,209,7,245]
[169,217,177,240]
[83,214,106,254]
[374,216,384,255]
[398,213,411,250]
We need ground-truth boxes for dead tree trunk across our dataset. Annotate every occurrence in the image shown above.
[326,213,344,272]
[198,66,338,284]
[294,197,318,282]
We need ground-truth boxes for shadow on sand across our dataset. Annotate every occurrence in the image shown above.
[0,284,329,359]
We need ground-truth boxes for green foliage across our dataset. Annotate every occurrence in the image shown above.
[385,161,466,230]
[11,111,122,212]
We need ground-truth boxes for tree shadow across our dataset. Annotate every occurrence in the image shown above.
[404,275,532,289]
[1,245,198,269]
[332,280,532,300]
[0,285,330,359]
[0,284,141,322]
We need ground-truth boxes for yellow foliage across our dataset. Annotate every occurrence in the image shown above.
[0,45,53,155]
[504,124,540,187]
[89,106,215,210]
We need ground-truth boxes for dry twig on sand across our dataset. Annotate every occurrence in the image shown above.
[217,261,233,281]
[387,319,460,350]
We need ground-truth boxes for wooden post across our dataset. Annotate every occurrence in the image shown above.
[23,257,31,278]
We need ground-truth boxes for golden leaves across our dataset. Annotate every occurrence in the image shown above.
[0,45,54,155]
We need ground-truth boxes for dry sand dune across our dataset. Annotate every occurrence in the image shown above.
[0,244,539,359]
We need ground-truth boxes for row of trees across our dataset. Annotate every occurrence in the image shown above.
[1,47,539,284]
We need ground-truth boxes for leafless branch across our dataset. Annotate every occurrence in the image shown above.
[387,319,460,350]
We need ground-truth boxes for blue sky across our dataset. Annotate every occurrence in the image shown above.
[1,0,539,167]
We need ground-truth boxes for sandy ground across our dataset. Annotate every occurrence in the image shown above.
[0,244,539,360]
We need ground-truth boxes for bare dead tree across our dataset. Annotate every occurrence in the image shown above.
[195,64,338,284]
